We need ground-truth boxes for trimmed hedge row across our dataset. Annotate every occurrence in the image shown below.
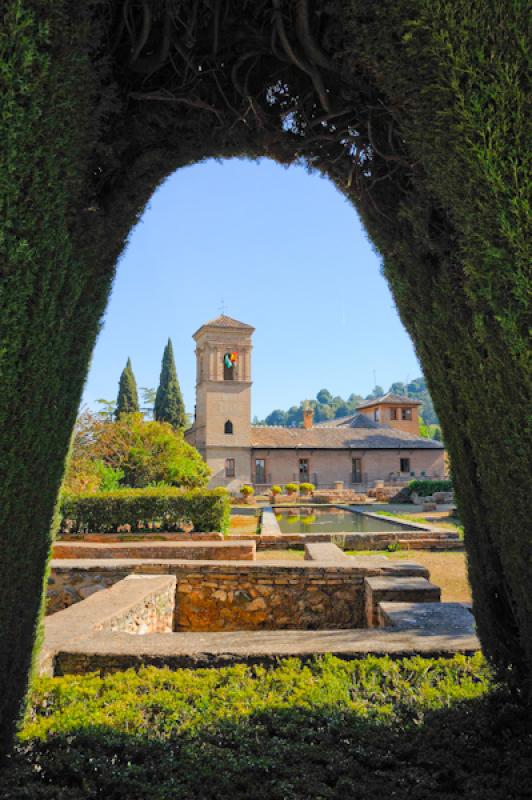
[60,488,230,534]
[408,480,453,497]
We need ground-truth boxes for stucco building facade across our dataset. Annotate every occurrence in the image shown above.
[185,316,445,490]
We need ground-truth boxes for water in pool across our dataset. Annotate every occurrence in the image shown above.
[275,507,414,534]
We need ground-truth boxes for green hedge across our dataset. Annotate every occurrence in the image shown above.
[60,488,230,534]
[408,480,453,497]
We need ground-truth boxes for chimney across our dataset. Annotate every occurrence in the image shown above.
[303,408,314,429]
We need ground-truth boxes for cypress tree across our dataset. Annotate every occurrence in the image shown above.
[115,358,139,418]
[154,339,186,429]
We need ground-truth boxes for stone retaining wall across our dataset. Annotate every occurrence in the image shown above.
[47,569,127,614]
[41,575,176,675]
[104,576,175,635]
[174,565,363,631]
[47,557,429,631]
[53,540,255,561]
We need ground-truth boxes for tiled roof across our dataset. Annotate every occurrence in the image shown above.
[250,424,443,450]
[194,315,254,336]
[314,412,381,429]
[356,393,422,409]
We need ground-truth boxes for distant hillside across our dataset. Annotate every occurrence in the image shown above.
[255,377,441,440]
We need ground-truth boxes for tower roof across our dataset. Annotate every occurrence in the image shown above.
[356,392,422,409]
[193,315,255,338]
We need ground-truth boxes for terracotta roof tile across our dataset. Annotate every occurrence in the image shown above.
[357,393,422,409]
[315,412,381,429]
[250,424,443,450]
[194,315,254,337]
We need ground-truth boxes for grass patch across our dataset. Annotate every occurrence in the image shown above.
[2,655,530,799]
[256,548,305,560]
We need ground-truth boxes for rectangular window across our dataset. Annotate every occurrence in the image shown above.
[352,458,362,483]
[401,408,412,420]
[225,458,235,478]
[255,459,266,484]
[299,459,309,480]
[400,458,410,473]
[390,408,397,420]
[373,409,380,421]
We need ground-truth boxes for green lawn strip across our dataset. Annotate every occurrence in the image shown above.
[3,655,530,799]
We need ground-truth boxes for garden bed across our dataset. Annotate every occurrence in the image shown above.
[5,656,531,799]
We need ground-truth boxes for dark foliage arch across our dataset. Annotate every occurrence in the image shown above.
[0,0,530,754]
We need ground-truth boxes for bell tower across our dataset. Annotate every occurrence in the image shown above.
[186,315,254,487]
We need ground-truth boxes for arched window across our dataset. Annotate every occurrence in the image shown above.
[224,420,233,435]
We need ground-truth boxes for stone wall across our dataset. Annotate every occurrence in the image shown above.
[101,577,175,635]
[47,568,127,614]
[52,540,255,561]
[40,575,177,675]
[174,564,363,631]
[47,557,430,632]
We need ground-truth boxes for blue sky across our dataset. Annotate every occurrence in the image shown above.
[82,158,421,419]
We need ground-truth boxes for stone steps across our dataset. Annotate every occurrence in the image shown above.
[364,575,441,627]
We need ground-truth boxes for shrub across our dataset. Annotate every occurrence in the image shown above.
[407,480,453,497]
[60,487,230,534]
[63,411,210,493]
[285,483,298,494]
[300,482,315,495]
[94,461,124,492]
[271,485,282,496]
[240,485,254,497]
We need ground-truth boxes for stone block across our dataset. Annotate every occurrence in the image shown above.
[364,575,441,627]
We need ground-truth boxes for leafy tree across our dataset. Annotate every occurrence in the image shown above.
[154,339,186,429]
[365,385,384,400]
[334,402,351,418]
[95,398,115,420]
[389,381,406,395]
[264,409,287,426]
[316,388,333,405]
[115,358,139,418]
[347,393,363,408]
[140,386,156,407]
[286,405,303,427]
[314,404,334,423]
[63,411,209,491]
